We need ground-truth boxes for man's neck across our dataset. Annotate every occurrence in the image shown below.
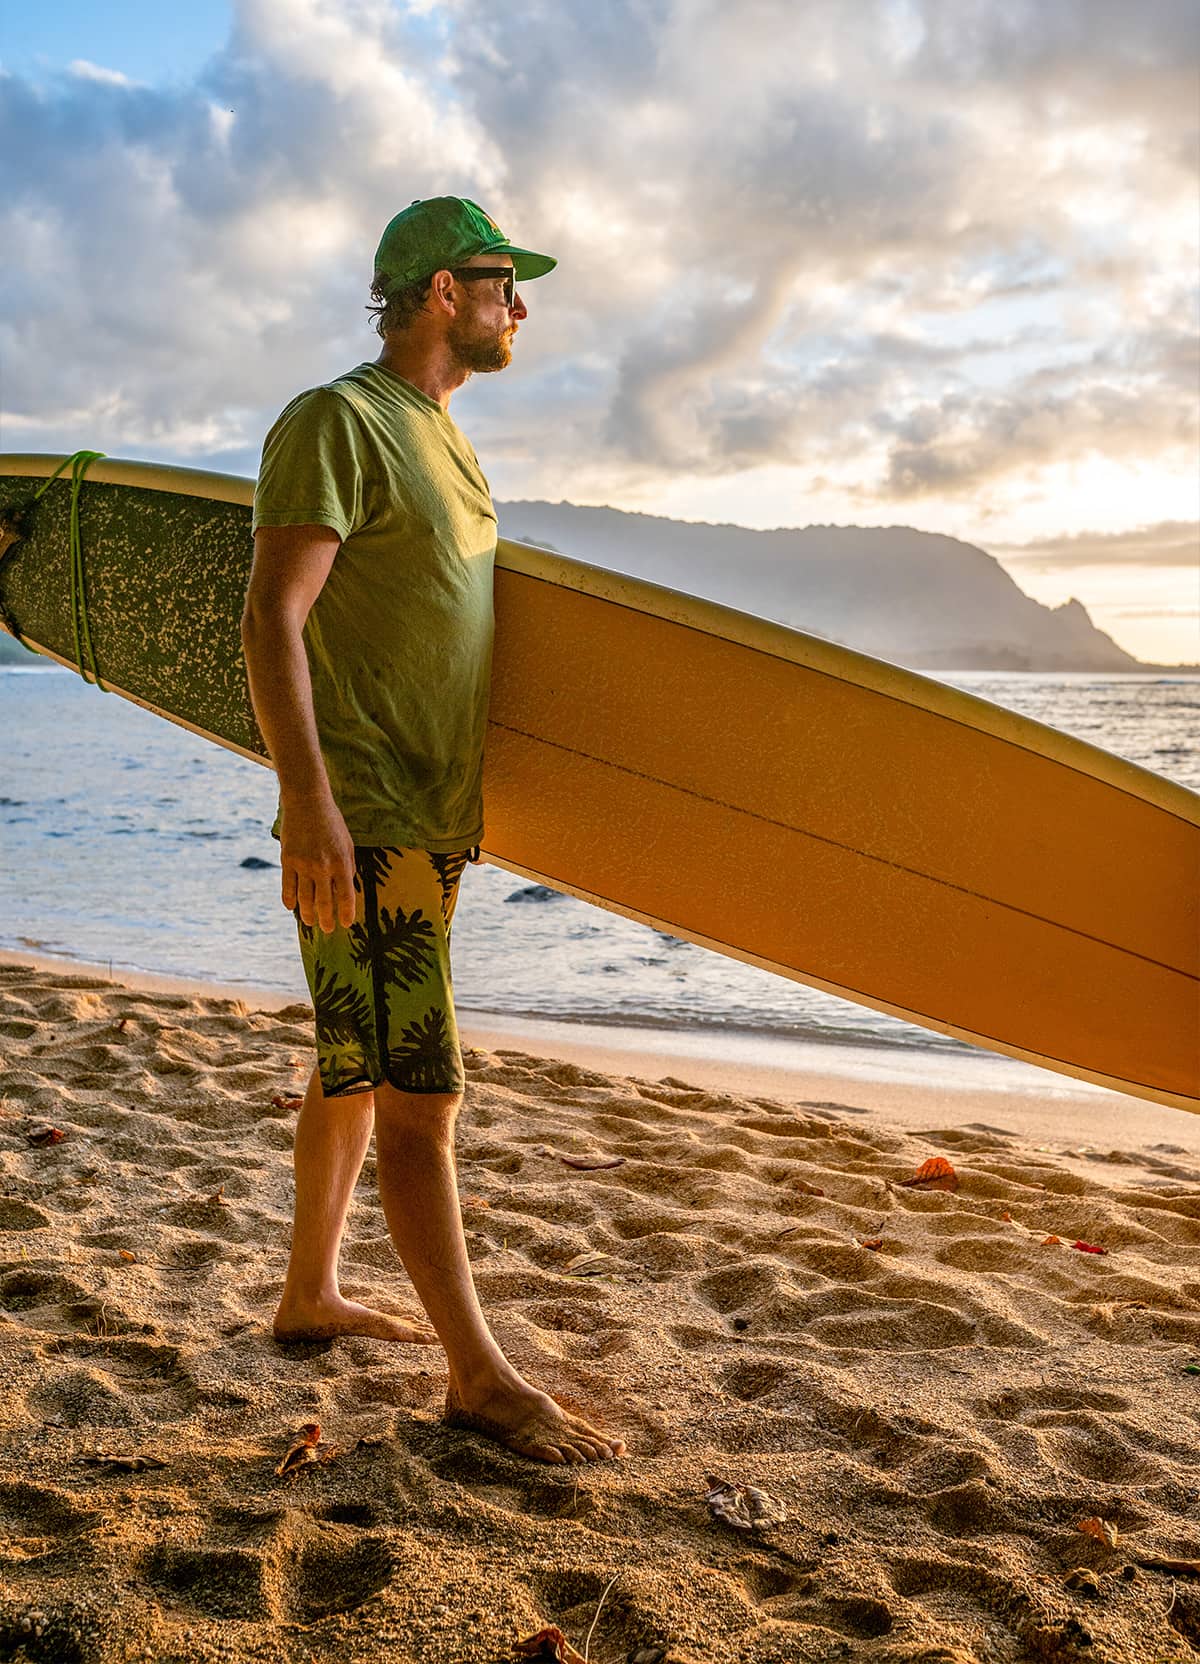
[374,336,468,409]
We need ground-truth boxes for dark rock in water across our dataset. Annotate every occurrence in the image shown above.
[239,856,277,869]
[504,884,564,904]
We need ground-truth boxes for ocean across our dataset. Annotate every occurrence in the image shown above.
[2,665,1196,1061]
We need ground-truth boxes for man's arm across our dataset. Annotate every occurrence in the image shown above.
[241,524,357,932]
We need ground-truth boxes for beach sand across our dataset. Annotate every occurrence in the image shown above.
[1,959,1198,1664]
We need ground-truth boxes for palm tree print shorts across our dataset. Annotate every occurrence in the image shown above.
[296,846,475,1098]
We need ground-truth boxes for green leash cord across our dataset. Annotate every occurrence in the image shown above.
[25,449,108,690]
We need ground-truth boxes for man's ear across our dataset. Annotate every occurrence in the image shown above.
[429,268,457,315]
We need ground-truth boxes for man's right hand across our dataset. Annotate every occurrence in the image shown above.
[242,522,352,934]
[279,795,358,932]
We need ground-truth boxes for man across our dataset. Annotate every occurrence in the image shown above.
[242,197,625,1466]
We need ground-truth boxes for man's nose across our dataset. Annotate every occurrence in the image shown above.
[511,289,528,320]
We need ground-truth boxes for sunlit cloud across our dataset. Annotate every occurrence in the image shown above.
[67,60,138,87]
[992,521,1200,569]
[1,0,1196,658]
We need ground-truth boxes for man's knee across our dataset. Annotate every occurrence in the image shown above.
[374,1083,463,1143]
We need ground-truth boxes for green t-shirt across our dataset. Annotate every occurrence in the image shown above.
[252,362,497,852]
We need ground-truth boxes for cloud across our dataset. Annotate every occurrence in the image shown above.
[989,520,1200,568]
[877,350,1200,500]
[0,0,1195,537]
[67,60,139,87]
[0,0,496,465]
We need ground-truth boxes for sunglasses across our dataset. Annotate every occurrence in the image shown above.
[450,266,516,308]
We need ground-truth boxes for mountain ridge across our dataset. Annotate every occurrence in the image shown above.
[496,499,1195,674]
[1,502,1193,674]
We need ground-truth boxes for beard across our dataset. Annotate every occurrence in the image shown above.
[447,313,515,374]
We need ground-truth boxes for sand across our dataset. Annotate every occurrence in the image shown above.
[1,960,1199,1664]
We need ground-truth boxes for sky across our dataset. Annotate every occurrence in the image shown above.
[2,0,1197,663]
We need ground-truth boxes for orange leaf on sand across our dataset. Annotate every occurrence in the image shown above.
[1072,1240,1108,1255]
[1078,1517,1120,1548]
[270,1092,303,1112]
[118,1250,137,1263]
[276,1422,336,1478]
[858,1237,884,1251]
[559,1153,626,1170]
[513,1626,587,1663]
[900,1156,959,1192]
[790,1179,826,1197]
[1043,1234,1063,1246]
[26,1124,66,1146]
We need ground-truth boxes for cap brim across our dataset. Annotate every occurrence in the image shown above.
[492,243,557,280]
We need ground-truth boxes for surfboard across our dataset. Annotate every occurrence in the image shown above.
[1,453,1196,1113]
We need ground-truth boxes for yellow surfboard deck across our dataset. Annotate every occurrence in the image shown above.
[2,454,1196,1111]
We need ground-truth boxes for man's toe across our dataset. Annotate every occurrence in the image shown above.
[526,1438,570,1464]
[565,1417,622,1458]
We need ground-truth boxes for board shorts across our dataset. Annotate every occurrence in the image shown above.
[296,845,476,1099]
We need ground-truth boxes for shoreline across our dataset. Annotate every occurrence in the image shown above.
[5,945,1195,1158]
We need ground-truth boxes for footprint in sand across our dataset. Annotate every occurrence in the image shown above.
[0,1198,52,1231]
[0,1478,100,1547]
[143,1514,393,1624]
[0,1268,92,1312]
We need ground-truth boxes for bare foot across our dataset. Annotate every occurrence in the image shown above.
[444,1379,625,1464]
[273,1294,438,1345]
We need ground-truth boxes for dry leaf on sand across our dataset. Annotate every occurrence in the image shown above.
[900,1156,959,1192]
[704,1474,788,1532]
[559,1153,626,1170]
[276,1421,337,1478]
[1007,1214,1108,1255]
[270,1092,303,1112]
[1134,1554,1200,1577]
[1078,1517,1120,1548]
[790,1178,826,1197]
[858,1237,884,1251]
[117,1250,137,1263]
[26,1123,66,1146]
[564,1250,618,1277]
[513,1625,587,1663]
[77,1453,168,1473]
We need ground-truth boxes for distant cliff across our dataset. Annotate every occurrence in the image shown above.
[497,502,1173,672]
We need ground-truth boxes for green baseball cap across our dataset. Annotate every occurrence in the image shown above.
[374,196,557,295]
